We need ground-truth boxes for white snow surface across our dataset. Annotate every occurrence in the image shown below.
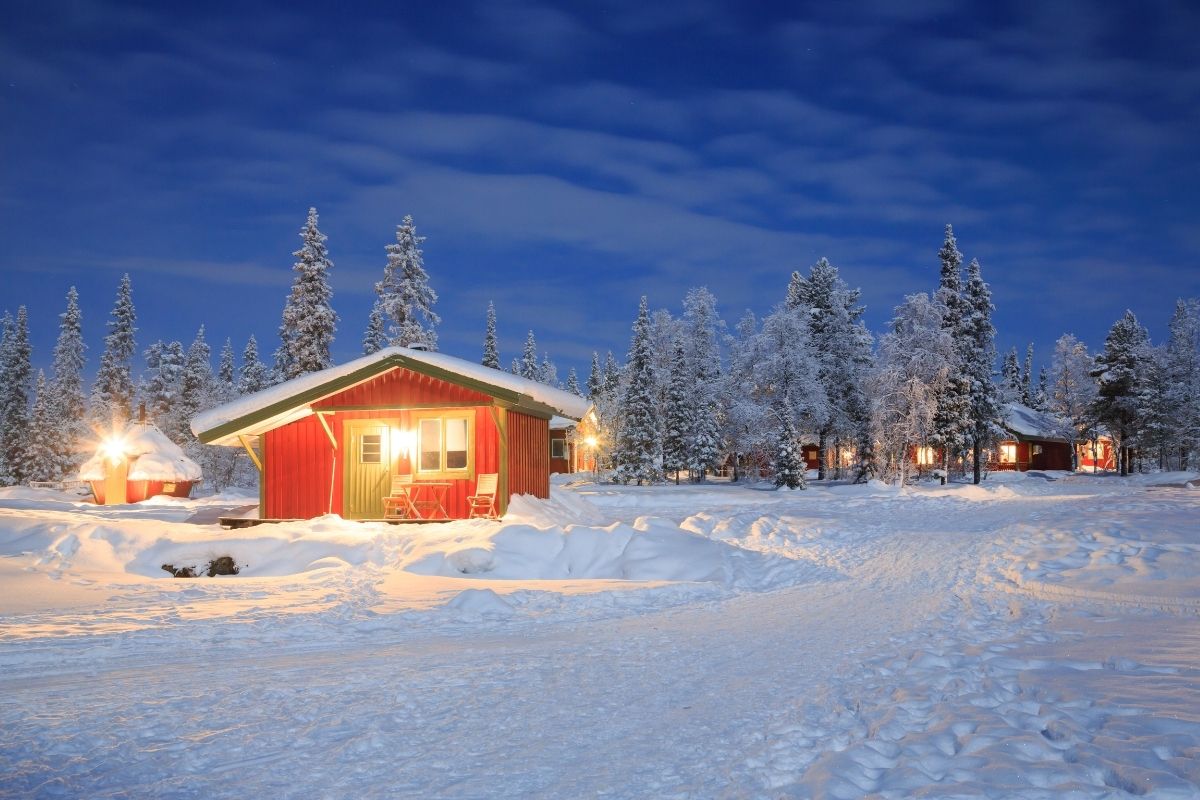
[2,473,1199,798]
[191,345,592,443]
[1002,401,1068,440]
[78,420,203,482]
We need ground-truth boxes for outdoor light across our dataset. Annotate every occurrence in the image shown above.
[391,428,416,460]
[99,435,128,466]
[584,436,598,448]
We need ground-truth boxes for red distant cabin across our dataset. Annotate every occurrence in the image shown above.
[994,403,1073,472]
[191,348,591,520]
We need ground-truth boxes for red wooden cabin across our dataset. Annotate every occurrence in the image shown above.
[994,403,1073,472]
[191,348,591,521]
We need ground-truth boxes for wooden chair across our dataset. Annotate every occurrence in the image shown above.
[467,473,499,519]
[382,474,417,519]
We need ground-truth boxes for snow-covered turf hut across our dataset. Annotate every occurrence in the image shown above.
[79,419,202,504]
[995,402,1073,471]
[191,347,592,521]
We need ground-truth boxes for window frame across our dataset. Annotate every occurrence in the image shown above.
[999,443,1017,463]
[412,410,475,480]
[360,433,383,465]
[550,437,567,460]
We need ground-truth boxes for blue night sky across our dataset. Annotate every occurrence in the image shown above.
[3,0,1199,382]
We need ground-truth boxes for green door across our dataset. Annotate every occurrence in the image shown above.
[344,421,390,519]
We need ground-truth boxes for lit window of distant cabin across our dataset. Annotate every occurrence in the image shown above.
[1032,444,1044,456]
[415,413,474,477]
[361,434,382,464]
[999,443,1017,463]
[551,438,566,459]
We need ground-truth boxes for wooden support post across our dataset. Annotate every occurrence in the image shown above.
[238,435,263,472]
[316,411,338,450]
[491,405,509,517]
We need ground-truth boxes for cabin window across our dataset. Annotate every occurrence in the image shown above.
[915,446,935,466]
[361,434,383,464]
[999,443,1016,463]
[1032,444,1043,456]
[551,438,567,459]
[414,412,474,477]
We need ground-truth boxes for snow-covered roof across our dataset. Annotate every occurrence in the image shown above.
[192,346,593,446]
[79,421,203,482]
[1001,403,1069,443]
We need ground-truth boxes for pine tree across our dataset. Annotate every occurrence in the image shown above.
[1050,333,1098,469]
[1022,343,1035,405]
[790,258,873,479]
[961,259,1003,484]
[509,358,521,376]
[89,274,137,429]
[1135,347,1171,469]
[176,327,215,445]
[772,411,805,490]
[0,309,34,485]
[1000,347,1023,404]
[1091,310,1151,476]
[756,303,826,454]
[238,335,270,396]
[679,288,724,481]
[275,207,338,381]
[1034,366,1049,412]
[141,340,186,440]
[49,286,87,479]
[27,372,59,483]
[661,339,690,484]
[370,215,439,350]
[0,310,34,484]
[362,303,386,356]
[928,227,972,474]
[1163,299,1200,469]
[613,297,661,485]
[587,352,603,399]
[565,368,582,397]
[482,301,500,369]
[520,331,539,380]
[722,310,766,481]
[603,351,621,394]
[539,353,559,387]
[217,338,236,403]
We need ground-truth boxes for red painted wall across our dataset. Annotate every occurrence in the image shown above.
[508,411,550,499]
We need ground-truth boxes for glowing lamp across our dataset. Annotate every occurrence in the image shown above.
[99,435,128,466]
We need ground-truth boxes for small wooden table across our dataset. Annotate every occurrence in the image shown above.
[409,481,452,520]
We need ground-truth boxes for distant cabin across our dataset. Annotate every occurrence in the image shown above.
[995,403,1073,471]
[79,418,201,504]
[191,347,591,520]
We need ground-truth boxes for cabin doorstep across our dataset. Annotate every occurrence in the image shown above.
[190,347,592,521]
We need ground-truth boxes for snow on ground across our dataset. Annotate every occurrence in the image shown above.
[1,473,1198,798]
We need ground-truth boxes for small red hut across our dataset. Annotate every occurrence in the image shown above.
[995,403,1073,471]
[191,347,592,521]
[79,419,202,504]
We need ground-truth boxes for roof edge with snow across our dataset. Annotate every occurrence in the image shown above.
[192,347,592,446]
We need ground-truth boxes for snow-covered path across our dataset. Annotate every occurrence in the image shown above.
[2,477,1198,798]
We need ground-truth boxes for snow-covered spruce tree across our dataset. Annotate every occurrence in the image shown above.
[755,302,827,470]
[218,339,236,403]
[772,409,805,490]
[869,293,953,485]
[603,351,621,395]
[1163,299,1200,469]
[362,303,386,356]
[587,352,603,399]
[239,335,270,396]
[961,259,1004,484]
[721,310,767,481]
[790,258,874,479]
[1091,310,1151,476]
[661,339,690,484]
[141,340,186,441]
[369,215,439,351]
[519,331,539,380]
[0,308,34,485]
[176,328,215,445]
[1022,344,1036,406]
[565,367,582,397]
[482,301,500,369]
[48,286,88,479]
[1034,367,1049,412]
[509,358,521,376]
[275,208,338,382]
[26,372,60,483]
[89,274,137,430]
[613,297,661,485]
[1000,347,1023,405]
[1049,334,1098,470]
[1134,346,1171,470]
[927,227,972,476]
[681,287,724,482]
[539,353,559,387]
